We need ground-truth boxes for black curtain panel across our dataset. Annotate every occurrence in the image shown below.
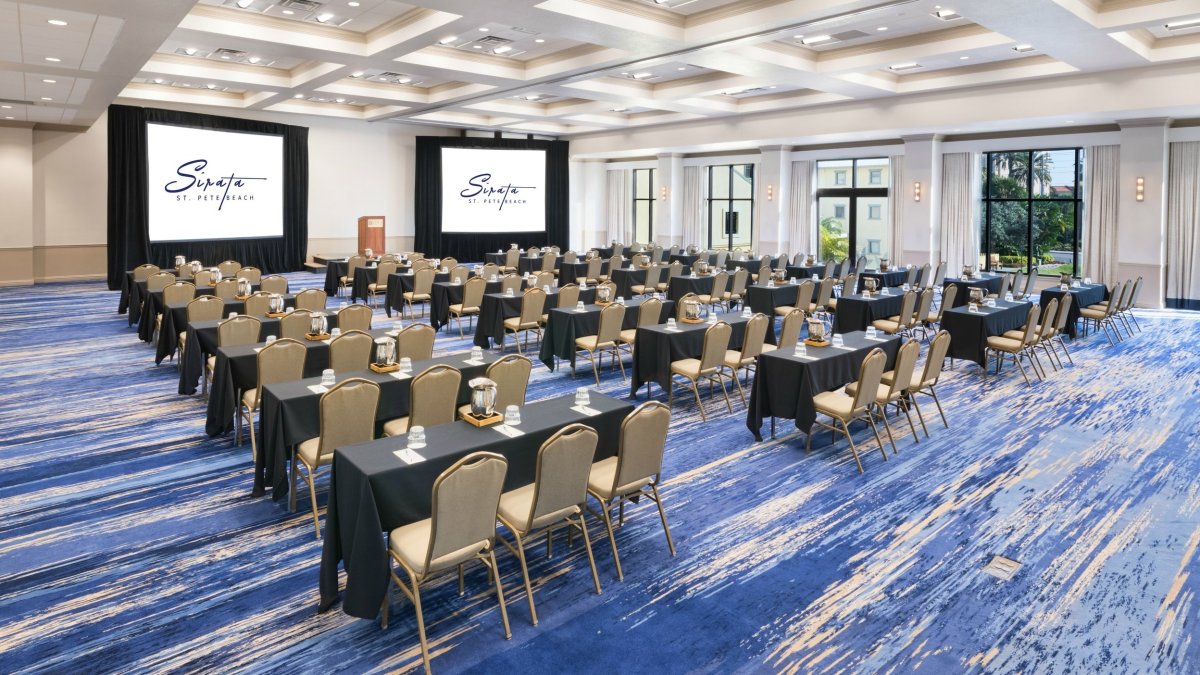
[106,104,309,289]
[414,136,569,262]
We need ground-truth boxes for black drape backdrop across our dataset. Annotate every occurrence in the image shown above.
[414,137,569,262]
[106,104,308,290]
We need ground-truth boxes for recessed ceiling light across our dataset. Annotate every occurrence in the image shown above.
[4,116,13,119]
[336,98,346,103]
[220,55,231,59]
[44,56,61,62]
[792,34,804,39]
[180,83,190,87]
[494,45,513,54]
[184,48,197,56]
[1066,120,1075,124]
[248,56,261,64]
[632,72,653,79]
[768,85,777,89]
[154,78,164,84]
[677,66,687,71]
[933,9,960,20]
[1,105,11,108]
[439,36,456,44]
[236,0,253,7]
[293,93,304,98]
[397,77,412,84]
[478,27,489,32]
[41,97,52,101]
[351,71,363,77]
[889,62,921,71]
[43,79,56,83]
[206,83,217,89]
[611,107,627,112]
[348,1,360,5]
[47,19,67,26]
[801,35,832,45]
[1013,43,1035,52]
[524,94,539,100]
[473,45,482,49]
[960,55,970,60]
[316,13,334,22]
[535,38,545,43]
[282,9,294,14]
[877,26,888,31]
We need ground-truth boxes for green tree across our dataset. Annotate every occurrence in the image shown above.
[819,216,849,261]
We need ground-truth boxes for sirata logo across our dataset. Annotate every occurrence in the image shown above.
[164,159,267,211]
[459,173,535,211]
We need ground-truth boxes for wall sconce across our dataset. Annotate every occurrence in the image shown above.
[659,185,667,201]
[766,184,774,201]
[913,181,922,202]
[1136,177,1145,202]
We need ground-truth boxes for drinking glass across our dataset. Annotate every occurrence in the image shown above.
[330,327,341,338]
[666,318,677,330]
[229,312,238,318]
[504,405,521,426]
[576,301,586,312]
[408,425,426,449]
[575,386,590,407]
[866,326,877,339]
[794,344,808,358]
[471,346,484,361]
[321,369,335,387]
[266,335,277,344]
[399,357,412,373]
[832,333,844,347]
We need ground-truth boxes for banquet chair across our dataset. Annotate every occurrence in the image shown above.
[1048,294,1075,366]
[925,285,956,330]
[595,280,618,302]
[535,271,555,289]
[1080,282,1126,345]
[260,275,288,295]
[846,338,921,454]
[723,313,769,406]
[379,254,399,264]
[217,260,241,277]
[1106,278,1138,338]
[612,243,625,259]
[236,267,262,284]
[675,293,701,320]
[894,329,952,436]
[658,262,683,293]
[722,267,749,310]
[775,252,789,272]
[1004,297,1060,367]
[933,261,947,287]
[458,354,532,417]
[147,271,175,293]
[811,277,836,314]
[396,324,436,361]
[714,250,730,269]
[214,278,240,300]
[777,280,814,318]
[873,290,918,337]
[985,304,1042,384]
[587,400,675,581]
[905,266,919,286]
[450,276,485,337]
[338,303,373,332]
[157,281,197,339]
[293,378,380,539]
[601,254,623,282]
[206,315,263,398]
[403,267,436,319]
[652,245,664,263]
[497,424,603,625]
[668,320,734,421]
[989,273,1012,300]
[578,257,602,285]
[339,255,366,297]
[917,263,932,288]
[244,292,274,317]
[751,256,771,284]
[575,302,626,385]
[440,257,458,270]
[764,309,804,353]
[280,309,313,341]
[294,288,327,312]
[911,289,935,340]
[1011,270,1027,299]
[540,251,557,275]
[367,261,399,307]
[383,364,462,436]
[329,329,373,372]
[548,284,580,324]
[133,263,160,281]
[502,249,520,273]
[238,337,306,462]
[618,297,662,357]
[1019,270,1037,300]
[503,288,547,354]
[697,271,728,316]
[856,255,868,274]
[500,274,523,296]
[411,258,436,272]
[807,347,888,474]
[193,269,214,286]
[179,296,225,367]
[1123,276,1143,333]
[549,245,562,255]
[560,250,577,266]
[482,263,501,279]
[828,274,856,311]
[823,260,835,279]
[630,265,663,297]
[449,265,470,285]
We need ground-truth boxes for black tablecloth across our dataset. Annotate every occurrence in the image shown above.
[318,393,633,618]
[859,269,908,290]
[323,261,348,296]
[941,300,1031,366]
[630,315,750,397]
[1039,283,1106,339]
[428,278,534,331]
[745,331,901,441]
[609,267,646,299]
[832,290,905,334]
[472,288,597,349]
[559,260,613,285]
[538,298,674,370]
[136,283,241,341]
[942,275,1005,307]
[205,328,392,436]
[518,255,559,275]
[786,264,826,280]
[669,253,699,266]
[745,283,801,315]
[668,274,716,302]
[726,259,765,274]
[383,271,450,317]
[255,352,497,499]
[155,295,297,364]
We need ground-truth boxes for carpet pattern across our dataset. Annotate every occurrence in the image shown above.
[1,274,1197,674]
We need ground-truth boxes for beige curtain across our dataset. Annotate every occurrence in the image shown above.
[681,166,706,249]
[888,155,904,263]
[787,160,813,258]
[605,169,630,244]
[939,152,978,273]
[1083,145,1120,283]
[1166,141,1200,309]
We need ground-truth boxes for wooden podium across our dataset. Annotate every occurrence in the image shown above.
[357,216,385,255]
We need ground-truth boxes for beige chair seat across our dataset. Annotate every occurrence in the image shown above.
[760,343,778,353]
[576,334,616,351]
[296,436,335,467]
[241,389,259,409]
[872,319,903,333]
[383,417,409,436]
[811,390,855,417]
[368,282,385,291]
[1079,307,1106,319]
[630,284,648,295]
[449,303,479,314]
[587,456,650,500]
[389,518,486,575]
[207,355,216,371]
[1003,327,1044,340]
[506,317,540,331]
[498,483,578,532]
[723,349,754,369]
[404,292,431,302]
[618,328,637,344]
[669,358,709,378]
[827,298,838,310]
[985,335,1025,352]
[844,381,892,401]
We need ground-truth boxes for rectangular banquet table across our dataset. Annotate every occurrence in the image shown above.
[427,277,537,331]
[745,283,801,315]
[941,300,1032,367]
[471,287,598,349]
[136,282,262,341]
[609,266,647,299]
[858,269,909,290]
[942,274,1005,307]
[1039,283,1106,339]
[669,253,699,266]
[518,254,559,275]
[322,258,384,296]
[318,392,634,618]
[667,273,717,302]
[351,264,412,303]
[254,351,498,499]
[155,295,297,364]
[832,289,906,334]
[630,314,750,398]
[205,328,393,436]
[559,259,614,285]
[383,271,450,317]
[786,264,826,280]
[119,268,174,316]
[538,298,674,370]
[745,330,901,441]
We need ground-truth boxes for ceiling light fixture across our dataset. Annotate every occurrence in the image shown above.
[44,56,61,62]
[493,45,513,54]
[611,107,627,112]
[220,55,231,59]
[348,1,360,6]
[153,78,164,84]
[336,98,346,103]
[889,62,921,71]
[43,79,56,83]
[932,9,960,20]
[248,56,261,64]
[351,71,364,77]
[960,55,970,60]
[293,93,304,98]
[1165,18,1200,30]
[184,48,197,55]
[206,84,217,89]
[473,45,482,48]
[439,36,456,44]
[877,26,888,31]
[801,35,832,45]
[478,27,489,32]
[41,97,52,101]
[47,19,67,26]
[4,116,13,120]
[1,105,11,108]
[236,0,253,8]
[632,72,653,79]
[1013,44,1035,52]
[282,9,294,13]
[677,66,687,71]
[316,12,334,22]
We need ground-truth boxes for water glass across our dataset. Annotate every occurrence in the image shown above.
[285,306,294,314]
[707,312,717,324]
[399,357,413,373]
[617,296,625,305]
[986,298,996,308]
[408,425,426,449]
[741,307,752,318]
[543,285,551,292]
[505,288,514,297]
[392,320,404,333]
[1005,292,1014,302]
[811,274,819,281]
[330,327,341,338]
[321,369,335,387]
[575,387,590,407]
[471,346,484,361]
[666,318,677,330]
[866,326,877,339]
[576,301,586,311]
[339,301,347,310]
[228,312,238,318]
[832,333,844,347]
[793,344,808,359]
[504,405,521,426]
[266,335,277,344]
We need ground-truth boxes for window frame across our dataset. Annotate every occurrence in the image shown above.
[814,158,890,262]
[705,163,755,251]
[631,167,655,243]
[980,148,1083,276]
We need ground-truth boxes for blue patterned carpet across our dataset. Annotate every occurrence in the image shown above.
[1,274,1198,674]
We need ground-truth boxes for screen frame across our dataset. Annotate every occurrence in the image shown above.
[438,146,548,235]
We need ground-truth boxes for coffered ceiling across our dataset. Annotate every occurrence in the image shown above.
[3,0,1200,135]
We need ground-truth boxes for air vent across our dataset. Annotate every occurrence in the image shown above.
[932,9,961,21]
[174,48,210,58]
[213,48,247,60]
[725,86,770,96]
[831,30,870,41]
[509,26,540,35]
[982,555,1022,581]
[475,36,512,47]
[280,0,323,10]
[888,62,922,72]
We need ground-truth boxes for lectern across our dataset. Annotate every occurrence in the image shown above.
[357,216,385,255]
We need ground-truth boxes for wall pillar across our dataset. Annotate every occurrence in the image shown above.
[1116,118,1168,307]
[900,134,941,266]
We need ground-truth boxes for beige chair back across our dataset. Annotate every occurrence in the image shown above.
[714,250,729,268]
[610,401,670,494]
[937,285,957,318]
[412,258,436,272]
[410,365,462,429]
[709,271,728,298]
[856,255,868,273]
[607,254,623,273]
[280,309,313,341]
[727,268,748,297]
[850,349,887,413]
[596,302,626,345]
[461,276,486,310]
[823,260,835,279]
[535,271,555,289]
[561,251,577,265]
[896,291,917,328]
[338,304,373,332]
[740,313,769,361]
[919,330,952,386]
[413,267,436,295]
[330,329,373,372]
[294,288,327,312]
[1038,298,1059,340]
[254,338,307,407]
[316,378,380,461]
[163,281,196,305]
[244,291,274,317]
[488,355,532,410]
[914,288,934,323]
[1054,293,1073,333]
[376,262,399,285]
[397,323,436,361]
[482,263,500,279]
[500,274,523,295]
[344,256,366,279]
[557,283,580,308]
[842,273,858,297]
[918,263,932,288]
[794,280,815,310]
[675,293,700,320]
[1012,270,1026,297]
[194,269,214,286]
[524,424,599,529]
[261,275,288,295]
[133,264,160,281]
[518,288,547,326]
[541,252,557,273]
[699,321,733,373]
[637,298,662,327]
[886,339,921,400]
[905,265,919,286]
[814,277,836,307]
[1022,271,1037,297]
[1018,304,1040,345]
[147,272,176,292]
[778,309,804,347]
[775,252,789,272]
[449,265,470,284]
[440,257,458,270]
[215,278,241,300]
[504,249,520,269]
[933,261,947,286]
[186,296,225,323]
[996,274,1012,298]
[1128,276,1143,308]
[643,265,665,291]
[585,257,601,281]
[217,260,241,277]
[667,261,683,280]
[236,267,262,284]
[218,315,261,347]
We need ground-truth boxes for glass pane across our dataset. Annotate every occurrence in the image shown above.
[817,197,850,262]
[1030,150,1077,199]
[817,159,853,189]
[1033,201,1076,277]
[635,200,653,243]
[978,198,989,270]
[988,200,1029,273]
[855,197,889,267]
[732,165,753,199]
[710,166,730,199]
[856,157,889,188]
[634,169,652,197]
[988,152,1030,199]
[709,201,727,249]
[730,199,753,250]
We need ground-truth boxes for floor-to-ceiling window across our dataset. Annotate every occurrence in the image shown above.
[632,168,654,244]
[706,164,754,251]
[814,158,889,265]
[980,149,1083,276]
